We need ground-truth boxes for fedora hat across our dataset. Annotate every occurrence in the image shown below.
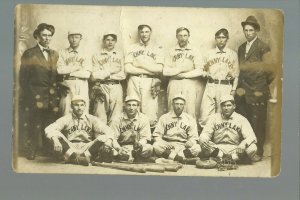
[241,16,260,31]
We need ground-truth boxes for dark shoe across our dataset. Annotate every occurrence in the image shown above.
[174,155,184,163]
[76,153,90,166]
[183,157,200,165]
[26,149,36,160]
[65,152,77,164]
[252,154,262,162]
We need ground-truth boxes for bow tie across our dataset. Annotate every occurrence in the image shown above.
[217,51,226,54]
[43,48,50,53]
[70,50,78,53]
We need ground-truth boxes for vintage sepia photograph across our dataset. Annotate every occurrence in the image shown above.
[13,4,283,177]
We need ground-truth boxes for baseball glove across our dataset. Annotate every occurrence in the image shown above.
[94,144,114,163]
[150,78,161,99]
[196,159,217,169]
[90,82,106,103]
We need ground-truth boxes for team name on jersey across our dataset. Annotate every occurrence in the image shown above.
[131,50,156,60]
[65,124,92,135]
[204,57,233,69]
[97,56,122,66]
[120,123,141,134]
[172,53,194,63]
[65,56,84,65]
[166,121,190,132]
[213,122,241,134]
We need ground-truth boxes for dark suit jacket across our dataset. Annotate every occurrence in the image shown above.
[237,38,274,104]
[20,45,59,110]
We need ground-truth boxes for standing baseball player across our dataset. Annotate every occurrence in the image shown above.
[57,30,91,116]
[199,28,239,129]
[125,24,164,128]
[45,95,117,166]
[153,94,201,163]
[235,16,275,161]
[90,32,125,125]
[19,23,60,160]
[110,96,153,161]
[163,27,206,119]
[199,95,258,163]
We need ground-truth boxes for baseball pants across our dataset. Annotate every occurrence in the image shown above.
[199,82,232,128]
[153,141,201,159]
[59,79,89,116]
[127,76,158,124]
[118,144,153,160]
[167,79,198,118]
[202,142,257,161]
[91,83,123,125]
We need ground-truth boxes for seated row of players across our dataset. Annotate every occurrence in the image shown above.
[21,16,273,161]
[45,94,259,166]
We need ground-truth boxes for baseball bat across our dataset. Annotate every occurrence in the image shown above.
[118,161,182,172]
[92,162,146,173]
[115,162,165,173]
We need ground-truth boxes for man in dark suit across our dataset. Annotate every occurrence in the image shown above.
[20,23,60,160]
[235,16,275,161]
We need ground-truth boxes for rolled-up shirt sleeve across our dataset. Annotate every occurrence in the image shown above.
[44,117,68,139]
[240,118,257,146]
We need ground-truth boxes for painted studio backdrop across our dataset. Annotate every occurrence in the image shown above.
[14,4,283,175]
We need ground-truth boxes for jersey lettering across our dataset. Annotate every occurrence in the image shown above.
[213,122,241,134]
[172,53,194,63]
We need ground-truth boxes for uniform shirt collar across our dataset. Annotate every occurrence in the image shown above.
[139,40,151,47]
[175,42,192,50]
[170,111,184,118]
[122,111,139,121]
[67,46,81,53]
[72,113,86,120]
[100,48,117,55]
[221,111,236,120]
[215,46,228,54]
[246,36,258,47]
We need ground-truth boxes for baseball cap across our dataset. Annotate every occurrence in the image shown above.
[71,95,86,103]
[172,93,186,102]
[220,94,234,105]
[68,29,82,36]
[124,95,140,103]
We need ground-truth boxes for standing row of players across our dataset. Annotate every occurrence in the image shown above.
[20,16,275,164]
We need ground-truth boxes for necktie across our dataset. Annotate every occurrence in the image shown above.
[43,48,50,53]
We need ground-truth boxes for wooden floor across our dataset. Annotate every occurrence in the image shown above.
[14,155,271,177]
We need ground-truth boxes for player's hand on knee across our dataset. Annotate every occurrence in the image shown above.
[52,138,62,153]
[119,146,130,155]
[199,138,210,150]
[184,140,194,148]
[236,143,246,154]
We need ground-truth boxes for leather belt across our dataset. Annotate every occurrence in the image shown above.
[133,74,155,78]
[207,78,233,85]
[99,80,120,84]
[63,76,86,81]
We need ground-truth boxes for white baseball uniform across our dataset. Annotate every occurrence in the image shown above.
[45,113,114,160]
[125,41,164,125]
[199,112,257,159]
[164,43,206,118]
[110,111,153,159]
[57,46,91,115]
[91,48,125,125]
[153,111,201,159]
[199,47,239,127]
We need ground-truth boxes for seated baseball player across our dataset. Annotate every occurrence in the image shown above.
[45,95,117,166]
[152,94,201,164]
[199,94,259,163]
[110,96,153,162]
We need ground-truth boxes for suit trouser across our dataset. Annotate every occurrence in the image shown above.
[236,96,267,156]
[27,107,58,154]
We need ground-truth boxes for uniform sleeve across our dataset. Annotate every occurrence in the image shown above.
[232,50,240,78]
[193,48,205,70]
[44,117,68,139]
[240,117,257,146]
[187,118,199,142]
[199,115,215,142]
[155,47,164,65]
[109,117,121,140]
[152,116,165,139]
[138,115,151,142]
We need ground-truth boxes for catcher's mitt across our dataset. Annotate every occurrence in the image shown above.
[150,78,161,99]
[196,159,217,169]
[90,82,106,103]
[93,144,114,163]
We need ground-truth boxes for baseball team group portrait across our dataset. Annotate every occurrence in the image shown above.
[13,4,283,177]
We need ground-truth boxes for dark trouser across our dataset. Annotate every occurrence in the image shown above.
[236,97,267,156]
[27,107,58,155]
